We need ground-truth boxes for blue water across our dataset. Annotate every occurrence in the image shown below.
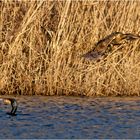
[0,96,140,139]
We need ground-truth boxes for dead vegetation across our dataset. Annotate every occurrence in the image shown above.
[0,1,140,96]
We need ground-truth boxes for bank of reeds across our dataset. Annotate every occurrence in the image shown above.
[0,1,140,96]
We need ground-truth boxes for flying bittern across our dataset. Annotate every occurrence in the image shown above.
[0,98,18,115]
[82,32,140,60]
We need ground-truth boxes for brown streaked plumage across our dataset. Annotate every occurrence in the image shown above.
[94,32,125,52]
[82,32,140,60]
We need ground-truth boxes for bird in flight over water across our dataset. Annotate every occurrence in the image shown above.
[82,32,140,60]
[0,98,18,115]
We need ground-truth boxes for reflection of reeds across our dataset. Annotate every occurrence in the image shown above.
[0,1,140,96]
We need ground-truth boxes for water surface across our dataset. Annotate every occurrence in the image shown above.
[0,96,140,139]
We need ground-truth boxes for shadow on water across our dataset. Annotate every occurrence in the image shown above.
[0,96,140,139]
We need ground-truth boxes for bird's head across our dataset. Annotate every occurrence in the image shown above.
[3,99,11,105]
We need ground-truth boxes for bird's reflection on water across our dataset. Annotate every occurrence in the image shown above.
[0,96,140,139]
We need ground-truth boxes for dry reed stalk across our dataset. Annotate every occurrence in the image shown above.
[0,1,140,96]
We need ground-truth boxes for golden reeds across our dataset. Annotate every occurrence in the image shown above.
[0,1,140,96]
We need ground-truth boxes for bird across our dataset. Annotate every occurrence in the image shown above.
[0,97,18,115]
[82,32,140,60]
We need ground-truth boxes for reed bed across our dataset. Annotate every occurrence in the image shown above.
[0,1,140,96]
